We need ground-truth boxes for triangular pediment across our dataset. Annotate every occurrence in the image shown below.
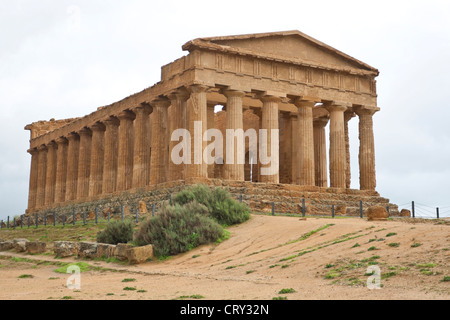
[184,30,378,74]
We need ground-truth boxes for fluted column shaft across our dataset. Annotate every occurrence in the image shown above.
[36,145,47,209]
[89,123,106,197]
[294,98,316,186]
[344,111,355,189]
[76,128,92,199]
[313,117,329,188]
[102,117,120,194]
[150,99,170,185]
[44,142,57,206]
[356,107,378,191]
[326,103,348,188]
[65,133,80,201]
[290,113,299,184]
[117,111,135,191]
[27,148,39,212]
[169,90,189,181]
[55,137,68,203]
[223,90,245,181]
[259,96,280,183]
[132,105,152,188]
[207,102,216,179]
[186,85,209,179]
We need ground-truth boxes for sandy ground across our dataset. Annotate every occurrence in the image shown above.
[0,214,448,300]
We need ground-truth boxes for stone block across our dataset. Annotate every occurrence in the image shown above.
[367,206,389,221]
[54,241,80,258]
[114,243,133,261]
[13,239,30,252]
[78,242,98,259]
[0,241,14,251]
[97,243,116,259]
[127,245,153,264]
[400,209,411,217]
[25,241,47,254]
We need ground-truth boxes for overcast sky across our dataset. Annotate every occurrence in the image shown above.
[1,0,449,220]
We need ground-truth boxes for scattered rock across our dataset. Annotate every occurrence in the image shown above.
[78,242,98,259]
[114,243,133,261]
[367,206,389,221]
[400,209,411,217]
[25,242,47,254]
[13,239,30,252]
[127,245,153,264]
[97,243,116,259]
[54,241,80,258]
[0,241,14,251]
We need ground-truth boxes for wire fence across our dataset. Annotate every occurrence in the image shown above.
[0,197,448,230]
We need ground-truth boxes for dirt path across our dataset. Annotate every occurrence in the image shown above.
[0,215,448,300]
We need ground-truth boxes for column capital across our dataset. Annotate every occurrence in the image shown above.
[37,144,48,152]
[47,140,58,149]
[55,137,68,145]
[354,105,380,116]
[168,87,190,101]
[259,95,282,104]
[292,96,320,108]
[187,84,210,94]
[78,127,92,137]
[27,148,38,155]
[344,110,356,122]
[67,132,80,141]
[117,110,136,121]
[90,122,106,132]
[103,116,120,127]
[220,89,246,99]
[133,103,153,115]
[313,117,329,128]
[325,102,349,113]
[151,97,171,109]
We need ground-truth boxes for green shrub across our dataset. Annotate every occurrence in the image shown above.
[96,220,134,245]
[174,185,250,226]
[133,201,224,257]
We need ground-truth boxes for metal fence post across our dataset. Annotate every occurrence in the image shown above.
[359,201,363,218]
[0,220,2,229]
[121,205,125,221]
[83,212,86,225]
[271,202,275,216]
[62,214,65,226]
[437,207,440,220]
[95,207,98,225]
[412,201,415,218]
[152,204,155,217]
[53,212,56,226]
[13,217,16,229]
[239,194,243,203]
[332,204,335,218]
[35,213,38,228]
[28,216,30,228]
[302,198,306,217]
[20,217,23,229]
[108,211,111,223]
[73,208,76,226]
[7,216,9,229]
[44,215,47,227]
[136,209,139,224]
[386,206,390,217]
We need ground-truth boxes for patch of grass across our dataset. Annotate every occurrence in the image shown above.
[137,290,147,293]
[18,274,34,279]
[325,264,335,269]
[178,294,204,300]
[388,243,400,248]
[123,287,136,291]
[386,232,397,237]
[281,264,289,269]
[416,263,436,268]
[269,264,279,268]
[420,269,434,276]
[324,270,341,279]
[381,271,397,279]
[246,270,255,274]
[351,243,360,248]
[48,277,59,280]
[61,296,73,300]
[54,262,94,274]
[278,288,296,294]
[272,296,288,300]
[441,276,450,282]
[368,246,377,251]
[192,255,200,259]
[121,278,136,283]
[411,243,422,248]
[106,293,114,296]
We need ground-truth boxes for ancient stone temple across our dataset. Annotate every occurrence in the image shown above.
[24,31,398,216]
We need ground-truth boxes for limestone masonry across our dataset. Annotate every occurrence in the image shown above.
[24,31,397,216]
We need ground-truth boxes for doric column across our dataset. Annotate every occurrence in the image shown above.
[290,113,299,184]
[355,106,378,191]
[116,110,135,191]
[44,141,57,206]
[102,117,120,194]
[150,98,170,185]
[207,102,216,179]
[65,133,80,201]
[76,127,92,200]
[325,102,349,189]
[27,148,39,212]
[36,144,48,209]
[259,95,280,184]
[186,84,209,179]
[168,89,189,181]
[313,117,329,188]
[344,110,355,189]
[223,89,245,181]
[279,112,293,184]
[132,104,152,188]
[294,98,317,186]
[55,137,68,203]
[89,122,106,197]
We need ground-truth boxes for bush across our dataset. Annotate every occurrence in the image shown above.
[97,220,134,245]
[134,201,223,257]
[174,185,250,226]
